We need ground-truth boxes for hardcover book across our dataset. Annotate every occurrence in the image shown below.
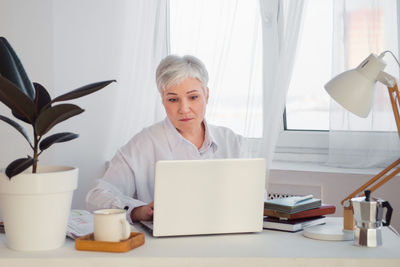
[264,204,336,219]
[263,216,326,232]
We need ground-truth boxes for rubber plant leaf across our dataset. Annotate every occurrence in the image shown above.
[34,104,84,136]
[50,80,116,104]
[39,132,79,151]
[5,156,34,179]
[13,82,52,123]
[0,115,32,147]
[11,109,31,124]
[0,76,36,123]
[33,82,51,113]
[0,37,35,100]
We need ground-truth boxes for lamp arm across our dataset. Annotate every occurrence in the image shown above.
[340,81,400,230]
[340,157,400,206]
[341,82,400,206]
[340,156,400,230]
[387,83,400,137]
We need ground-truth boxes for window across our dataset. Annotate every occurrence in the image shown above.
[170,0,263,138]
[286,0,398,132]
[276,0,399,164]
[170,0,399,163]
[284,0,332,131]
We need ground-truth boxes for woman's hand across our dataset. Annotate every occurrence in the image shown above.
[130,202,154,222]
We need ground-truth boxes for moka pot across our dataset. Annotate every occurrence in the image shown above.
[351,190,392,247]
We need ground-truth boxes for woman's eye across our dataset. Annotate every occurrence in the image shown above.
[168,98,178,102]
[190,95,199,100]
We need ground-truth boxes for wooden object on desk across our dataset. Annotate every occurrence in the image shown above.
[75,232,145,252]
[343,206,354,230]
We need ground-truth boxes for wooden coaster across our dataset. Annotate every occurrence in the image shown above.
[75,232,145,252]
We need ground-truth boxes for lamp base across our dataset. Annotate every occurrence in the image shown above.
[303,217,354,241]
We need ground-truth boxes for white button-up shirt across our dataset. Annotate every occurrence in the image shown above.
[86,117,247,223]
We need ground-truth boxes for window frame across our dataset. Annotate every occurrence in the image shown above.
[274,129,329,164]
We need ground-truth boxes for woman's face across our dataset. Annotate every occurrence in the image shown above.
[162,77,209,134]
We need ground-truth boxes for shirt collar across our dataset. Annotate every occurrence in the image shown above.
[163,117,218,152]
[199,119,218,153]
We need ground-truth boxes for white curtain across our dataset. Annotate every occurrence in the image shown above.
[170,0,305,172]
[257,0,305,170]
[49,0,169,208]
[327,0,400,168]
[170,0,263,138]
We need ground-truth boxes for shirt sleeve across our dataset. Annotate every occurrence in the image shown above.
[85,149,147,224]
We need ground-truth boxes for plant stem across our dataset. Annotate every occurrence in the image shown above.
[32,129,39,173]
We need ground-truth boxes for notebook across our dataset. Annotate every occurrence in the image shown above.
[264,196,321,214]
[263,216,326,232]
[141,158,267,237]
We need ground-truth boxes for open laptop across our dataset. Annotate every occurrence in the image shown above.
[141,158,267,237]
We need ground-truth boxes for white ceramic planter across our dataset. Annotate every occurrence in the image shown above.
[0,166,78,251]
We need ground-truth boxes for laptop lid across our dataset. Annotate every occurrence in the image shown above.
[152,158,267,237]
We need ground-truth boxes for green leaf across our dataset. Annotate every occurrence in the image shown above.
[0,37,35,100]
[0,76,36,123]
[39,132,79,151]
[0,115,32,147]
[33,82,51,113]
[50,80,115,104]
[5,156,34,179]
[34,104,84,136]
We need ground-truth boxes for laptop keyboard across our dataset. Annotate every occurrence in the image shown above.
[140,221,154,234]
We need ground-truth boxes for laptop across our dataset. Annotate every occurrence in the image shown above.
[141,158,267,237]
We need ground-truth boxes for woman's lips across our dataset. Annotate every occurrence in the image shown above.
[179,118,193,122]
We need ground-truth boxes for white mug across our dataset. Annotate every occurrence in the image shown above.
[93,209,131,242]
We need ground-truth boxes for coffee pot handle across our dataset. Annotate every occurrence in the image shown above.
[382,200,393,226]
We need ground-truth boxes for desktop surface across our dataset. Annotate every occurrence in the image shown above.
[0,218,399,267]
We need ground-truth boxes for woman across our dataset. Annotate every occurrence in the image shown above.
[86,55,247,222]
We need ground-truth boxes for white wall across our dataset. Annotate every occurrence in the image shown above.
[0,0,122,208]
[48,0,168,208]
[0,0,55,168]
[270,168,400,231]
[49,0,127,209]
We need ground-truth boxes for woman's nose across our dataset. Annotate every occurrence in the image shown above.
[178,100,190,113]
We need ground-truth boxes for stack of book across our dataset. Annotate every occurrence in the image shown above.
[263,195,335,232]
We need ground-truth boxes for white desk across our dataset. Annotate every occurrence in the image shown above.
[0,218,399,267]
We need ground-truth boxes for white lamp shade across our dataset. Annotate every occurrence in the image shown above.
[325,69,375,118]
[324,53,386,118]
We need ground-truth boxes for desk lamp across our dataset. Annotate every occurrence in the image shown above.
[304,52,399,240]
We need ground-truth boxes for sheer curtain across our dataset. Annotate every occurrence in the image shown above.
[50,0,169,208]
[257,0,305,170]
[170,0,305,172]
[170,0,263,138]
[327,0,400,168]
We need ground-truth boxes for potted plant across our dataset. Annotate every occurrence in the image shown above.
[0,37,115,251]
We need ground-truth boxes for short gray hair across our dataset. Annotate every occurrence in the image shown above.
[156,55,209,93]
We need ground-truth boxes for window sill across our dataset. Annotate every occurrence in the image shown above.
[270,160,386,176]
